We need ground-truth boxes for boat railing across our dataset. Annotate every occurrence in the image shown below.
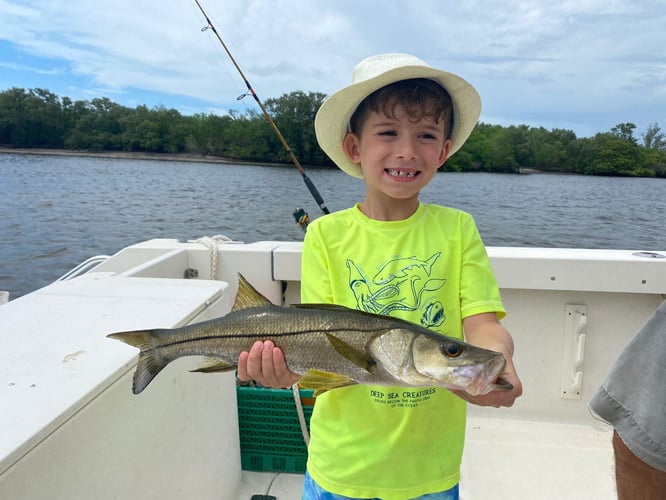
[56,255,111,281]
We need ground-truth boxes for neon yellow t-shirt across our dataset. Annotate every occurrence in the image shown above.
[300,203,505,499]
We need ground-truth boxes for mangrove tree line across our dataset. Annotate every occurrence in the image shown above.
[1,87,665,177]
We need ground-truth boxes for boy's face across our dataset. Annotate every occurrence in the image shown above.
[343,103,452,212]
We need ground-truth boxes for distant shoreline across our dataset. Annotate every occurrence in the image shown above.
[0,147,293,167]
[0,147,575,175]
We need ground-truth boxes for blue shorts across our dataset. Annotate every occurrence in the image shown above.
[302,470,459,500]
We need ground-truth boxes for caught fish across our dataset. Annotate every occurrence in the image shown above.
[108,274,512,396]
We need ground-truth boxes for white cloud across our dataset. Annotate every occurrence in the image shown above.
[1,0,665,137]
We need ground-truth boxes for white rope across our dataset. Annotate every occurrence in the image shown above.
[192,235,312,447]
[188,235,233,279]
[292,383,310,448]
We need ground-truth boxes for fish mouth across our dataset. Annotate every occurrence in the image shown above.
[492,378,513,390]
[464,356,508,396]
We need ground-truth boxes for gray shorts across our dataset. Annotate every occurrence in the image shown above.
[589,299,666,471]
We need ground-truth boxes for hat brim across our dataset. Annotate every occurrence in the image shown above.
[315,63,481,178]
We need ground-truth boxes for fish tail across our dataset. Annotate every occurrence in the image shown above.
[107,330,168,394]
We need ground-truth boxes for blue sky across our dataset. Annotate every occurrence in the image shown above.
[1,0,665,139]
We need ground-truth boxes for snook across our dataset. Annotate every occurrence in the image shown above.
[108,274,511,395]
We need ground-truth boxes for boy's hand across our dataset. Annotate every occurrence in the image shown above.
[450,351,522,407]
[237,340,300,388]
[454,312,524,407]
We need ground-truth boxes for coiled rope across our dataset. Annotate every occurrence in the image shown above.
[192,233,311,448]
[188,234,233,279]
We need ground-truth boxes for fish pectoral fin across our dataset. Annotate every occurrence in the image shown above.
[299,369,357,395]
[324,333,375,372]
[190,358,236,373]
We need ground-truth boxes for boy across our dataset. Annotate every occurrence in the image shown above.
[239,53,522,499]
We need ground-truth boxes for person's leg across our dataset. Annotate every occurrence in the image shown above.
[613,431,666,500]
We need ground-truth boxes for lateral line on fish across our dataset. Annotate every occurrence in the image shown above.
[151,327,389,351]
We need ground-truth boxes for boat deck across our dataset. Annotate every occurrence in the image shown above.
[236,416,614,499]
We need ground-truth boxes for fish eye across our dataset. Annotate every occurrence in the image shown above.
[442,343,462,358]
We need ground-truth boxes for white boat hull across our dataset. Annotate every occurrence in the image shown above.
[1,238,664,499]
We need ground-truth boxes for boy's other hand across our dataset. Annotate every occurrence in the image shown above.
[450,353,522,407]
[456,312,523,407]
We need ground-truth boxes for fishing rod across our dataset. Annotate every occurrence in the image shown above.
[193,0,330,225]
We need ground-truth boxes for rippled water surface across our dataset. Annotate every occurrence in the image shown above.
[1,153,664,298]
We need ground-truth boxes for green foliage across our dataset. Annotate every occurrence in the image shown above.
[0,87,67,148]
[64,97,127,150]
[583,132,643,176]
[265,91,327,165]
[0,87,664,178]
[528,127,576,171]
[222,111,273,161]
[642,122,666,150]
[609,122,638,144]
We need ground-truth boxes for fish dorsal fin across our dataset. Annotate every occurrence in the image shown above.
[292,303,356,312]
[299,369,357,396]
[324,333,375,372]
[232,273,273,311]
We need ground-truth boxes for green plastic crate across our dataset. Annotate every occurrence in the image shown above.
[236,384,315,473]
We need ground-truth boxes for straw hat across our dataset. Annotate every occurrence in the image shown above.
[315,53,481,178]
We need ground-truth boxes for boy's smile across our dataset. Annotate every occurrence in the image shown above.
[386,168,418,178]
[343,104,452,220]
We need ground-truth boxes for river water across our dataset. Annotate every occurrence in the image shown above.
[1,153,664,298]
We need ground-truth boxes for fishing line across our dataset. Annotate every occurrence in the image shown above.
[186,1,248,105]
[192,0,330,223]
